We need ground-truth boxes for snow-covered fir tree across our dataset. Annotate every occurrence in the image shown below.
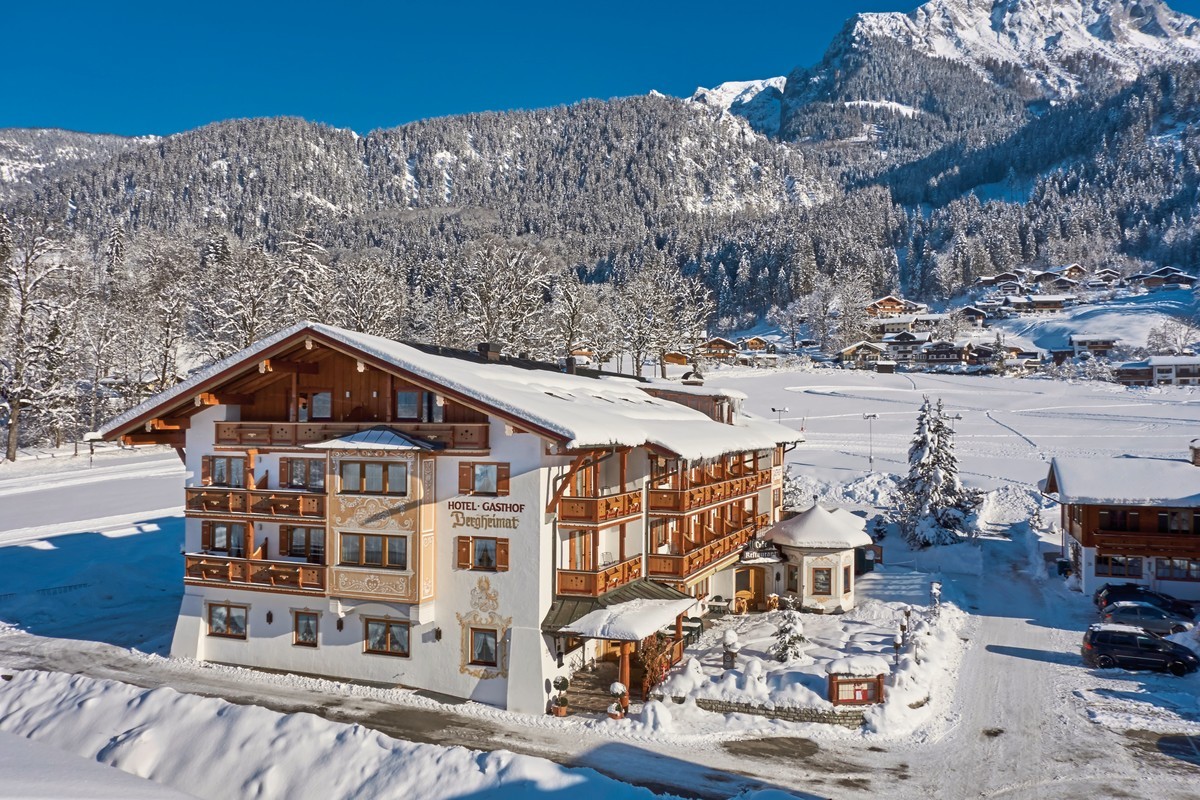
[898,396,977,547]
[772,610,808,662]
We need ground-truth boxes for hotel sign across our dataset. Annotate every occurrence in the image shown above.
[448,500,527,531]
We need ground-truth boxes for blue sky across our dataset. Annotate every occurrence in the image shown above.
[5,0,1200,136]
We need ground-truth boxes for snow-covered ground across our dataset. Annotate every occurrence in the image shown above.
[4,370,1200,798]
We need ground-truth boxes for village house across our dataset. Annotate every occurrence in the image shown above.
[839,341,887,369]
[865,295,928,318]
[699,337,740,361]
[881,330,931,364]
[1069,334,1121,359]
[867,315,916,339]
[918,340,972,368]
[97,322,799,713]
[1092,267,1122,285]
[1115,355,1200,387]
[958,307,988,327]
[1002,294,1074,314]
[1129,268,1198,290]
[739,336,776,353]
[1044,447,1200,601]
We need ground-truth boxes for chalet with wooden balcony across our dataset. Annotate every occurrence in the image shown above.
[98,321,800,713]
[1115,356,1200,387]
[1043,448,1200,601]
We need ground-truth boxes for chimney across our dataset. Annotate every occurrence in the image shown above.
[476,343,503,362]
[1191,440,1200,466]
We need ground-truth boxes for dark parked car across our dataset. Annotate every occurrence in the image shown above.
[1082,624,1199,676]
[1101,601,1195,635]
[1092,583,1196,616]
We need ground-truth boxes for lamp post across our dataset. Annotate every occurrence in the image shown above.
[771,407,789,424]
[945,412,962,433]
[863,413,878,468]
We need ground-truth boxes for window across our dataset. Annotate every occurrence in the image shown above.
[469,628,498,666]
[843,565,852,594]
[396,390,420,420]
[812,568,832,596]
[1157,511,1189,533]
[473,538,498,570]
[310,391,332,420]
[787,565,799,593]
[1098,509,1137,531]
[282,459,325,490]
[1095,555,1142,578]
[364,618,410,656]
[340,533,408,570]
[340,461,407,495]
[567,530,592,570]
[1157,558,1200,581]
[207,603,247,639]
[293,611,318,647]
[457,536,510,571]
[459,462,510,496]
[284,527,325,563]
[650,519,670,551]
[202,521,246,557]
[203,455,246,488]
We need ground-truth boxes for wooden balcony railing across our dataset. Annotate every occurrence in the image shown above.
[185,554,326,592]
[214,421,489,451]
[556,555,643,597]
[648,473,764,513]
[185,488,326,520]
[558,490,643,524]
[1093,531,1200,557]
[647,525,755,579]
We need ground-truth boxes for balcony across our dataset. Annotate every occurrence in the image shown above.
[185,488,326,520]
[185,554,326,593]
[648,473,765,513]
[1093,531,1200,558]
[558,490,643,525]
[556,555,643,597]
[647,524,755,579]
[214,421,488,451]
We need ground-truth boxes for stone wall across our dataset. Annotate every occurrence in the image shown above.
[670,696,866,729]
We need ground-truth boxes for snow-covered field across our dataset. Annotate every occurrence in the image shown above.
[4,370,1200,798]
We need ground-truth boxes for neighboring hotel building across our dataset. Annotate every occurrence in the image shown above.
[99,322,800,713]
[1043,446,1200,601]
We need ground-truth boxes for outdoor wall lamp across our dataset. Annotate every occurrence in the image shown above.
[265,611,273,625]
[434,627,443,641]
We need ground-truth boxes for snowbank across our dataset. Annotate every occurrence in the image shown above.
[0,670,674,800]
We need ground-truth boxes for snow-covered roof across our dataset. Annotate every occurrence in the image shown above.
[559,598,696,641]
[1069,334,1119,343]
[303,426,438,451]
[1045,456,1200,506]
[1119,356,1200,369]
[764,504,872,550]
[99,322,800,461]
[824,655,890,677]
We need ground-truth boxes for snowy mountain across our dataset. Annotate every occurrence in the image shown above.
[0,128,152,201]
[852,0,1200,100]
[688,77,787,137]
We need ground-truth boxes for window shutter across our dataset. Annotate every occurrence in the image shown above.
[457,537,473,569]
[280,526,291,557]
[201,456,212,486]
[201,521,213,551]
[496,464,511,496]
[459,463,473,494]
[278,459,290,489]
[496,539,510,572]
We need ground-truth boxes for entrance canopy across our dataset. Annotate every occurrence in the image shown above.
[560,598,695,642]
